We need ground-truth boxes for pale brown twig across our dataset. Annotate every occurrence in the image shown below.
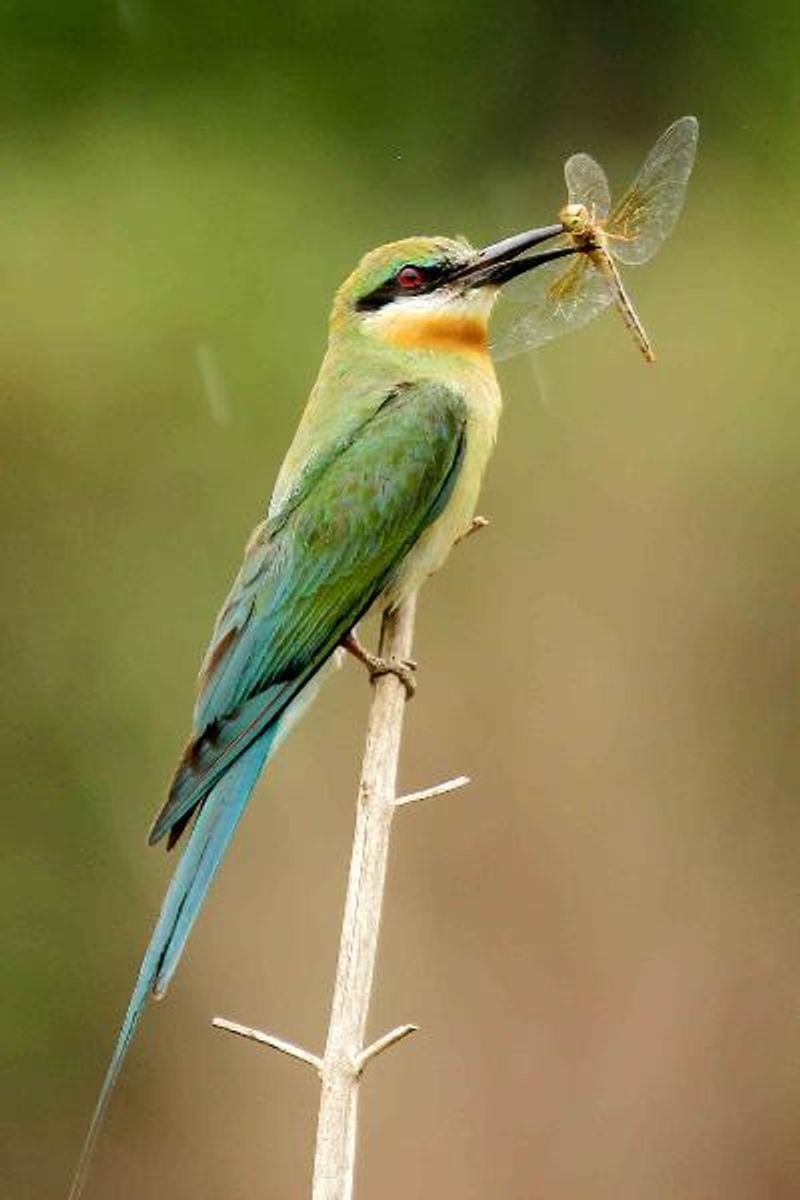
[213,593,464,1200]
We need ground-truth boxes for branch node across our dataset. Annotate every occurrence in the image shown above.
[355,1024,419,1076]
[212,1017,322,1073]
[395,774,471,808]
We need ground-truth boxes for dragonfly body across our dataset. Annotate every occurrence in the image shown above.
[559,200,655,362]
[590,250,654,362]
[586,244,655,363]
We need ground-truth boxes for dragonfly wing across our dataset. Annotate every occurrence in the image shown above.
[491,253,614,361]
[609,115,699,266]
[564,152,611,219]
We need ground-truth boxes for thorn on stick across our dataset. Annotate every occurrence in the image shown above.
[456,515,490,546]
[212,1017,322,1072]
[395,775,471,808]
[355,1024,419,1076]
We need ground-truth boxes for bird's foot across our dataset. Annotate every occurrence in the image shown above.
[369,654,418,698]
[342,632,417,699]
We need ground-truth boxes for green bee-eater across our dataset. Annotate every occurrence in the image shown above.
[69,221,574,1196]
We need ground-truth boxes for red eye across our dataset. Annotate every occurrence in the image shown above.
[396,264,426,289]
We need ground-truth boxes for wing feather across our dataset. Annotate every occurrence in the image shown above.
[150,383,467,845]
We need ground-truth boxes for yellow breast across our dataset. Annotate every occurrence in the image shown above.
[384,360,502,607]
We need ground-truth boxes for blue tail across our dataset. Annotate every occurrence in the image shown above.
[68,731,274,1200]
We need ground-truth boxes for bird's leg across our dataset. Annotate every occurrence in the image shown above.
[342,630,417,699]
[455,515,490,545]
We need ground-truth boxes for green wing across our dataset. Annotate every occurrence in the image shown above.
[150,382,467,846]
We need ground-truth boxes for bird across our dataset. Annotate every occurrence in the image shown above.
[68,220,574,1198]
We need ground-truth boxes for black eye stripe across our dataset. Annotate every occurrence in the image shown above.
[356,259,452,312]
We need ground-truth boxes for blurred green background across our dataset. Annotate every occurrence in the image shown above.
[2,2,798,1197]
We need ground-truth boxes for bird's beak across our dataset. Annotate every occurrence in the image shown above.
[454,222,575,289]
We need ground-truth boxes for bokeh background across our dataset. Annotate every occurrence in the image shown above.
[2,2,798,1197]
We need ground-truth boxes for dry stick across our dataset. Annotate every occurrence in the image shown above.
[213,591,473,1198]
[312,594,418,1200]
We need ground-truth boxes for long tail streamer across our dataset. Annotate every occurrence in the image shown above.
[68,731,274,1200]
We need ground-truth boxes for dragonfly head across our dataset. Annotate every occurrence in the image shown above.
[559,203,603,253]
[560,202,593,235]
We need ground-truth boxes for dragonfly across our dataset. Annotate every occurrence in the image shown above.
[493,115,699,363]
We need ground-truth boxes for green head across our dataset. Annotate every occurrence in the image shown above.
[330,226,574,358]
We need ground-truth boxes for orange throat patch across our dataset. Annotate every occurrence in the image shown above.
[382,313,489,358]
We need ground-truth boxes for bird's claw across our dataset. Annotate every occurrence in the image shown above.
[368,655,417,699]
[342,631,418,699]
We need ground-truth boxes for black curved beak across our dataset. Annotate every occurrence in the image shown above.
[454,222,575,288]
